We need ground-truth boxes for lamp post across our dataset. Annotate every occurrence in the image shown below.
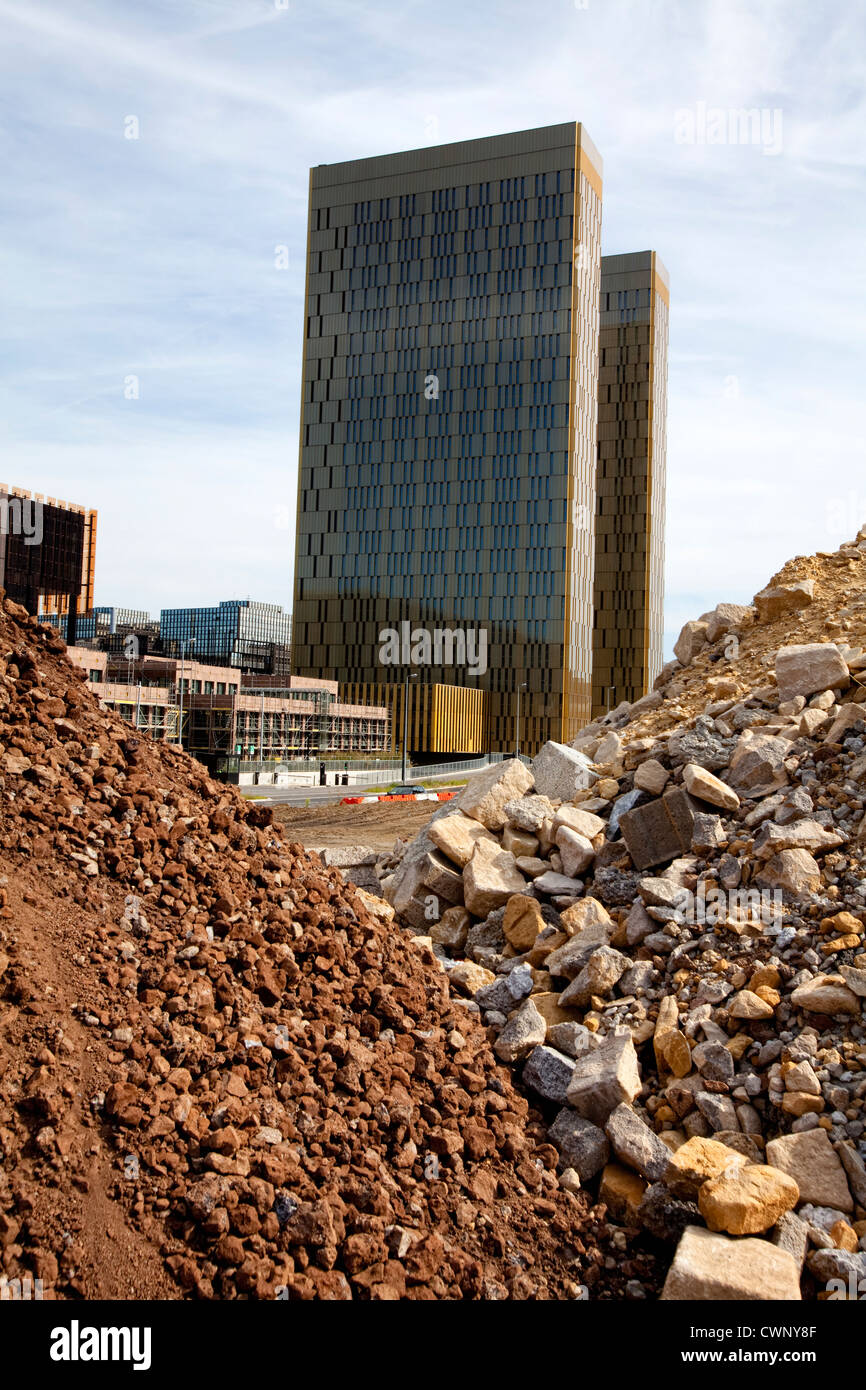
[401,669,418,783]
[515,681,528,761]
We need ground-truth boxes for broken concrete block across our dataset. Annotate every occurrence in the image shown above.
[619,786,699,871]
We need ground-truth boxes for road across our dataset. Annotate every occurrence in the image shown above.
[239,765,479,807]
[240,782,426,807]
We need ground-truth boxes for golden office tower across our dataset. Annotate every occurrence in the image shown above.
[592,251,669,717]
[292,123,603,758]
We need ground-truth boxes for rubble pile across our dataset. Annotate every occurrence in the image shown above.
[384,528,866,1300]
[0,596,634,1300]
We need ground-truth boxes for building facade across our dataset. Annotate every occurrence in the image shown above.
[592,251,669,716]
[68,649,388,771]
[160,600,293,675]
[292,122,604,758]
[0,486,97,641]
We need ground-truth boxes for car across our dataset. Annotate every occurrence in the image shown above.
[389,783,428,796]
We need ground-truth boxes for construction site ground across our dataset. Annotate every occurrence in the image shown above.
[272,798,438,853]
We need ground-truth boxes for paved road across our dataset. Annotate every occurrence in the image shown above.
[241,784,378,807]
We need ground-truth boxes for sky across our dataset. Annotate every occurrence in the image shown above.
[1,0,864,655]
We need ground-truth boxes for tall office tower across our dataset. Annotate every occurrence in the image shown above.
[292,123,603,758]
[592,251,669,717]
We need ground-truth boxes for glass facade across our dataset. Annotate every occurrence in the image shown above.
[292,123,604,756]
[592,251,669,715]
[160,600,292,672]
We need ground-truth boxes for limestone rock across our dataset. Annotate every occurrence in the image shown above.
[532,870,583,898]
[566,1031,641,1126]
[599,1162,647,1222]
[448,960,495,996]
[531,741,598,800]
[605,1103,670,1181]
[559,896,614,944]
[698,1164,799,1235]
[753,579,815,623]
[756,848,822,896]
[775,643,849,703]
[456,758,534,831]
[728,731,790,796]
[753,818,844,860]
[462,840,527,917]
[430,905,470,951]
[522,1045,576,1104]
[765,1129,853,1212]
[682,762,740,812]
[705,603,754,642]
[548,1108,609,1180]
[503,894,545,951]
[663,1136,747,1199]
[728,989,775,1020]
[674,620,709,665]
[661,1226,801,1300]
[551,804,606,839]
[789,974,861,1016]
[559,945,630,1008]
[555,825,596,877]
[634,759,669,795]
[494,999,547,1063]
[501,824,538,858]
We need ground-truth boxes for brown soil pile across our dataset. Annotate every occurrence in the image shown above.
[0,598,648,1300]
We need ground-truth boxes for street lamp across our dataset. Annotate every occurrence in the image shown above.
[178,637,195,750]
[401,669,418,783]
[515,681,528,760]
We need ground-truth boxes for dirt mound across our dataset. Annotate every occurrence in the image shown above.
[0,598,646,1300]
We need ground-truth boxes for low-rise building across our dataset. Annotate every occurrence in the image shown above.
[66,648,388,772]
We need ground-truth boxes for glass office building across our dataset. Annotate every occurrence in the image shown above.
[292,122,604,757]
[160,600,292,673]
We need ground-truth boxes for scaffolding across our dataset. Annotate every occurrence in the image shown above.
[98,683,179,741]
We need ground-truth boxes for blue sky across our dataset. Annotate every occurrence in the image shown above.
[1,0,864,654]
